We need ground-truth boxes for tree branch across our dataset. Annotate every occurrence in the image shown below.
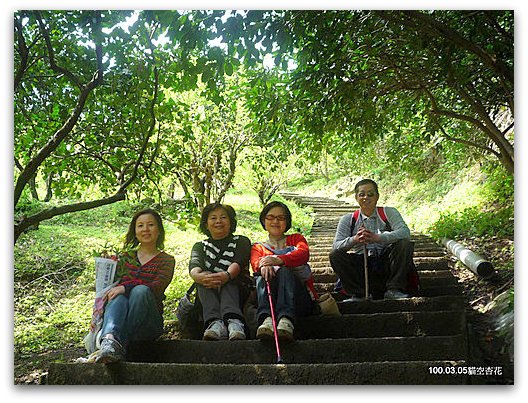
[399,11,513,87]
[15,192,126,243]
[14,11,104,206]
[35,11,83,89]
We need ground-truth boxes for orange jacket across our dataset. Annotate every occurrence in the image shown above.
[250,233,310,272]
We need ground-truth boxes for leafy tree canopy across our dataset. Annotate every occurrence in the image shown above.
[14,9,514,243]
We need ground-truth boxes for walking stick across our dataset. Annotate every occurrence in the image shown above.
[266,279,284,364]
[359,221,369,300]
[363,243,369,300]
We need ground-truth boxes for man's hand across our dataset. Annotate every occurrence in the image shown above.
[355,227,381,245]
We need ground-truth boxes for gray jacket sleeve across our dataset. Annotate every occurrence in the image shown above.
[332,208,410,251]
[378,207,411,244]
[332,213,356,251]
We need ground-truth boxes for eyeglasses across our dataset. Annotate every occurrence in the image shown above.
[264,214,287,222]
[357,192,377,198]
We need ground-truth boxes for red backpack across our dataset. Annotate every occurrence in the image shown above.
[350,207,389,232]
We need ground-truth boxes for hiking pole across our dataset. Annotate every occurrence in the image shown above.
[363,243,369,300]
[359,221,369,300]
[265,279,284,364]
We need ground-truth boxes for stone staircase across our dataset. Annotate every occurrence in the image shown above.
[47,193,472,384]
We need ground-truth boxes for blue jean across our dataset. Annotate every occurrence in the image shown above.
[255,267,313,325]
[101,285,163,345]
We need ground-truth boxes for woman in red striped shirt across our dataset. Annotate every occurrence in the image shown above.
[96,208,175,363]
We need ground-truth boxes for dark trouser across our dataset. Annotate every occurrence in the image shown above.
[255,267,314,325]
[197,281,244,325]
[329,239,413,299]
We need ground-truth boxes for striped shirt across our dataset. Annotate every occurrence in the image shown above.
[118,251,175,313]
[189,234,251,282]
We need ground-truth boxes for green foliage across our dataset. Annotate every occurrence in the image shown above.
[429,205,514,239]
[425,162,514,240]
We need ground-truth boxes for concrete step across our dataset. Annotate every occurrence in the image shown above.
[312,271,458,287]
[414,257,450,271]
[295,309,466,339]
[308,250,446,258]
[314,282,463,296]
[336,295,466,314]
[47,360,470,385]
[307,255,449,267]
[121,335,467,364]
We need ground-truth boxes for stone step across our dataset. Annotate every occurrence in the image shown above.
[311,268,452,277]
[414,257,450,271]
[47,360,470,385]
[336,295,466,314]
[309,261,450,272]
[307,254,448,264]
[314,282,463,296]
[295,310,466,339]
[308,249,446,258]
[307,239,444,250]
[312,271,458,287]
[121,335,467,364]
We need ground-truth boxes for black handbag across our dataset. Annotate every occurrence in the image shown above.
[176,283,201,329]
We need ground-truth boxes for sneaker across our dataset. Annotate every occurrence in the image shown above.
[95,336,125,364]
[384,289,409,300]
[227,318,246,340]
[203,319,228,341]
[256,316,274,340]
[277,317,294,342]
[342,294,371,302]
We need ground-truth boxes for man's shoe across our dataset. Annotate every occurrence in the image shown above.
[227,318,246,340]
[342,294,371,302]
[95,336,125,363]
[203,319,228,341]
[384,289,409,300]
[256,316,274,340]
[277,317,294,342]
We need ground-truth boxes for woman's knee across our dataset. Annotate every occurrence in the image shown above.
[129,285,154,304]
[276,266,295,281]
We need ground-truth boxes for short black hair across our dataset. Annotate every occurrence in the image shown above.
[125,208,166,250]
[199,203,237,237]
[259,201,292,232]
[354,179,379,195]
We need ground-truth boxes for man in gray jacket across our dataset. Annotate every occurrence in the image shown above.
[329,179,415,301]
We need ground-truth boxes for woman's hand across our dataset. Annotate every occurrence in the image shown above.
[105,285,125,301]
[260,265,276,282]
[193,271,227,289]
[259,255,283,267]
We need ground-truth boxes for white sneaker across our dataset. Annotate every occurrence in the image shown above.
[227,318,246,340]
[203,319,228,341]
[256,316,274,340]
[342,294,370,302]
[277,317,294,342]
[384,289,409,300]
